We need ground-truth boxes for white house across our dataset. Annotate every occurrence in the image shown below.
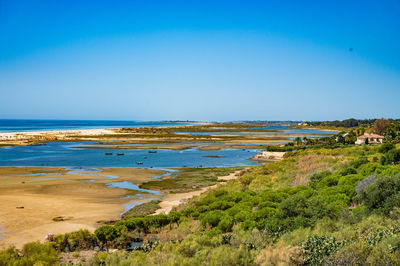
[355,133,384,144]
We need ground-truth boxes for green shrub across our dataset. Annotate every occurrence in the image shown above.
[357,163,384,176]
[51,229,96,252]
[309,171,332,183]
[313,174,341,190]
[324,241,371,265]
[359,174,400,214]
[379,142,395,153]
[381,149,400,165]
[300,235,349,265]
[326,240,400,265]
[209,200,234,211]
[338,167,357,176]
[168,211,181,224]
[218,216,234,233]
[95,225,121,244]
[122,200,161,219]
[0,247,20,265]
[350,157,369,169]
[0,242,59,266]
[199,210,224,227]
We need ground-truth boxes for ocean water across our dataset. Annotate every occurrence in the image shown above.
[0,119,196,133]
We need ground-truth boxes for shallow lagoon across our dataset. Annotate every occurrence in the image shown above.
[0,141,261,168]
[0,125,337,168]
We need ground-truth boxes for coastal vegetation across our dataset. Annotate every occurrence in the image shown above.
[122,201,162,219]
[140,167,244,194]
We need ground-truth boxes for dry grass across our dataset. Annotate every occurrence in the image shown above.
[292,154,334,186]
[60,250,97,264]
[155,220,202,242]
[255,242,304,266]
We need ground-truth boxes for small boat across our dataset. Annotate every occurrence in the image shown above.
[148,150,157,153]
[105,152,113,155]
[117,153,125,156]
[30,143,47,146]
[143,156,147,159]
[136,162,143,165]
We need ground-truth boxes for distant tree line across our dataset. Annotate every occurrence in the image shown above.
[306,118,377,128]
[308,118,400,141]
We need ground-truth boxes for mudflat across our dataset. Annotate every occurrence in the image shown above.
[0,167,164,249]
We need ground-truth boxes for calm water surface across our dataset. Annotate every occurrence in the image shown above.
[0,142,260,168]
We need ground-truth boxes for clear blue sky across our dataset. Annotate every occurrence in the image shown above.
[0,0,399,121]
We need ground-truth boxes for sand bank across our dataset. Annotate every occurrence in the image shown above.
[0,167,164,249]
[252,151,286,161]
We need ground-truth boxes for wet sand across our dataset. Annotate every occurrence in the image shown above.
[0,167,164,249]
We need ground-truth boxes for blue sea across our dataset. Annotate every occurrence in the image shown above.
[0,119,196,133]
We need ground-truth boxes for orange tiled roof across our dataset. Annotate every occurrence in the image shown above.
[358,133,384,139]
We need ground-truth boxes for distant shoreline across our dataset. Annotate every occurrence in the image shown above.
[0,120,202,134]
[0,123,209,147]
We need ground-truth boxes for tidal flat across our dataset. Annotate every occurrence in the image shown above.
[0,166,165,249]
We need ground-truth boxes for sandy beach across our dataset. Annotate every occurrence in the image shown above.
[0,128,117,146]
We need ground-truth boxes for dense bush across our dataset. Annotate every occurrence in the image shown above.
[300,235,349,265]
[359,174,400,215]
[379,142,395,153]
[90,151,383,242]
[122,200,161,218]
[0,242,58,266]
[325,241,400,265]
[338,167,357,176]
[95,225,121,245]
[381,149,400,165]
[350,157,369,169]
[50,229,96,252]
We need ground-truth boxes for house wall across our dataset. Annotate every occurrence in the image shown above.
[355,138,365,144]
[355,138,383,144]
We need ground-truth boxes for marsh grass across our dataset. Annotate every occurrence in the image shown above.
[122,201,162,219]
[140,167,243,193]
